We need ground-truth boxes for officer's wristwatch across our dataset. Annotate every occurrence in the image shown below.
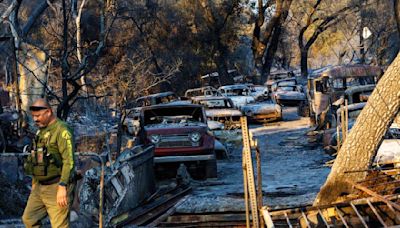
[59,182,67,187]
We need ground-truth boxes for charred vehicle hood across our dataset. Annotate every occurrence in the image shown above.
[241,103,281,114]
[206,109,242,118]
[275,91,306,100]
[228,96,255,106]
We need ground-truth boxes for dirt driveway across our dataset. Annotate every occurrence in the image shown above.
[176,107,332,213]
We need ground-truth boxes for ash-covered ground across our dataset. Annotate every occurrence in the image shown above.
[176,107,332,213]
[0,106,332,226]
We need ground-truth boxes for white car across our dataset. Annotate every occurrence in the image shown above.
[218,84,255,108]
[246,84,269,101]
[241,101,282,123]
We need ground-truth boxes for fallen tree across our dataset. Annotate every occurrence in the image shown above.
[314,52,400,206]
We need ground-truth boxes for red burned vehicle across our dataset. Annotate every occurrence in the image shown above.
[138,104,217,178]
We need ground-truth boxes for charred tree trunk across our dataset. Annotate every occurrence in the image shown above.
[215,38,232,85]
[252,0,285,84]
[394,0,400,38]
[262,0,292,79]
[300,49,309,78]
[262,26,282,78]
[314,52,400,206]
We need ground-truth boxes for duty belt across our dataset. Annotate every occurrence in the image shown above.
[38,176,61,185]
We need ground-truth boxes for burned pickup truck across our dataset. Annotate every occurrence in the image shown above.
[191,96,242,130]
[123,92,188,135]
[137,104,217,179]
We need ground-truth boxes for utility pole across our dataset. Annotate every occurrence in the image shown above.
[358,0,367,63]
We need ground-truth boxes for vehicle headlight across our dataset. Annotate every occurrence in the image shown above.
[149,134,161,144]
[189,132,201,142]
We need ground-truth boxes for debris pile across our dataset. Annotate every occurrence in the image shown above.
[79,145,156,226]
[0,171,29,218]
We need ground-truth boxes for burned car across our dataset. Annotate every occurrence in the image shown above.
[184,86,221,98]
[271,84,306,106]
[264,70,294,92]
[241,101,282,123]
[135,91,182,106]
[302,64,382,128]
[191,96,242,130]
[138,104,217,178]
[218,84,255,108]
[246,84,269,101]
[123,92,187,135]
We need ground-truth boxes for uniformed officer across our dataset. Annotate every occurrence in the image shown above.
[22,98,76,228]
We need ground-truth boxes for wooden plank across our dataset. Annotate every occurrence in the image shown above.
[317,209,330,227]
[167,213,247,223]
[261,208,275,228]
[301,210,311,228]
[347,181,400,212]
[146,195,190,227]
[284,212,293,228]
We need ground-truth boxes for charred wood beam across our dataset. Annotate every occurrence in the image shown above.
[111,185,191,227]
[347,181,400,212]
[317,209,330,227]
[266,194,400,220]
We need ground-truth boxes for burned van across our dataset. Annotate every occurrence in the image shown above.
[301,64,383,128]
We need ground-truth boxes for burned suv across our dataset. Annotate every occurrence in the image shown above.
[191,96,242,130]
[138,104,217,178]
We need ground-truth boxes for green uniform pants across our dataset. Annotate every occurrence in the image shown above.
[22,183,74,228]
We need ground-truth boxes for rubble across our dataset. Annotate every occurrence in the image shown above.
[0,171,29,218]
[79,145,156,226]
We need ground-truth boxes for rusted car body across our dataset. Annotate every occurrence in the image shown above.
[124,92,187,135]
[135,92,180,107]
[304,64,382,127]
[326,121,400,167]
[271,83,306,106]
[246,84,269,101]
[184,86,221,98]
[191,96,242,129]
[218,84,255,108]
[138,104,217,178]
[241,101,282,123]
[264,70,294,92]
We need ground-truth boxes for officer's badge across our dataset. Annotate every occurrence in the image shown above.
[44,132,50,139]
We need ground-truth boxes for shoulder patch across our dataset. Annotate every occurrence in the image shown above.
[62,130,72,140]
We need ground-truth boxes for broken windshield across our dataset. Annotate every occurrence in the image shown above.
[225,89,250,96]
[143,106,205,125]
[199,99,233,109]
